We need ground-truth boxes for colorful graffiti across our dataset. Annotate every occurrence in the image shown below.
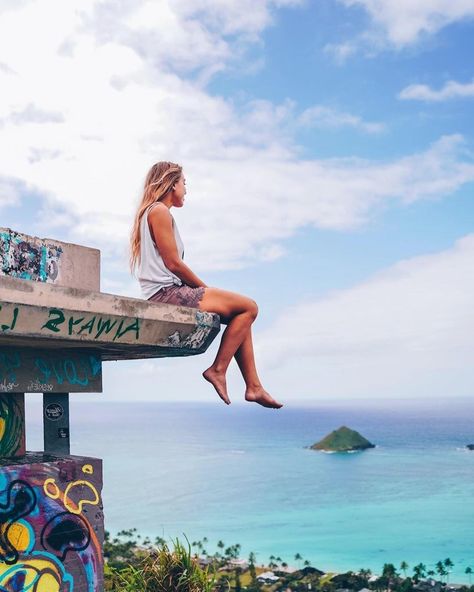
[0,229,62,284]
[0,456,103,591]
[0,395,25,457]
[0,349,102,394]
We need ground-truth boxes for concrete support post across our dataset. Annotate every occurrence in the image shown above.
[0,393,26,457]
[43,392,70,455]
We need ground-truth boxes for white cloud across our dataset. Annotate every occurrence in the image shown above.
[0,177,24,211]
[399,78,474,102]
[256,234,474,399]
[334,0,474,53]
[298,105,385,133]
[323,42,358,64]
[1,1,474,281]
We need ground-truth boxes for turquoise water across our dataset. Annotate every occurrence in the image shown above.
[26,398,474,582]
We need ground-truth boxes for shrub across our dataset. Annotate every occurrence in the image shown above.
[105,538,217,592]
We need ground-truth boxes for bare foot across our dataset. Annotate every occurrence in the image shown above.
[203,367,231,405]
[245,387,283,409]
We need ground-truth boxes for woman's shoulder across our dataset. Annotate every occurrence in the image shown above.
[147,202,171,221]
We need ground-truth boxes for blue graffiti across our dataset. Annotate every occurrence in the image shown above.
[0,230,62,283]
[0,350,101,388]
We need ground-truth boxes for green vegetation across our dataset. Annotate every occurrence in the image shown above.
[104,532,215,591]
[104,531,474,592]
[311,426,375,452]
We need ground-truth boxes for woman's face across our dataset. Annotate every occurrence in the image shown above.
[172,174,186,207]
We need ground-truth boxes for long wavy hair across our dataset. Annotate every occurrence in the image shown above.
[130,161,183,272]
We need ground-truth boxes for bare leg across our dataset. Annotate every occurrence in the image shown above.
[202,308,256,405]
[234,330,283,409]
[199,288,282,408]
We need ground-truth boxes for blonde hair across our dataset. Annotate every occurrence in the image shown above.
[130,161,183,272]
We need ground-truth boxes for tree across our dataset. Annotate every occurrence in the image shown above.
[465,567,472,585]
[235,567,242,592]
[400,562,409,578]
[381,563,398,591]
[382,564,398,578]
[413,563,427,582]
[248,553,260,592]
[295,553,303,569]
[436,561,447,582]
[444,558,454,583]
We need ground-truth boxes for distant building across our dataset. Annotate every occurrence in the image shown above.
[228,558,249,570]
[258,571,280,583]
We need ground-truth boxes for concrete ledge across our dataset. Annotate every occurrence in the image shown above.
[0,227,100,291]
[0,276,220,360]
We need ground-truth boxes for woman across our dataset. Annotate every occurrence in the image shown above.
[130,161,282,409]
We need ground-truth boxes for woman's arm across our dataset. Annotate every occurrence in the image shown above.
[148,204,207,288]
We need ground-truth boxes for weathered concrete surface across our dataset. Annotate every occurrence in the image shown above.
[0,276,220,360]
[0,348,102,394]
[0,453,103,592]
[0,227,100,291]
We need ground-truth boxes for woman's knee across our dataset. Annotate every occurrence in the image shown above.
[247,299,258,320]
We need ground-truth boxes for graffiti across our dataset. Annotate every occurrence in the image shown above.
[0,301,140,342]
[0,351,20,383]
[0,457,103,592]
[0,305,18,332]
[0,229,62,284]
[0,480,37,565]
[42,511,91,561]
[43,474,100,516]
[33,355,101,388]
[0,380,19,393]
[0,349,102,393]
[40,308,140,341]
[0,395,25,457]
[167,310,216,350]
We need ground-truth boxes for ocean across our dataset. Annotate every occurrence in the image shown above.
[25,397,474,583]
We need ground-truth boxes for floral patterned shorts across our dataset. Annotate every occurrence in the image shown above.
[148,284,206,309]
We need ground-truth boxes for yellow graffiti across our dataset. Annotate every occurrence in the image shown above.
[43,478,61,500]
[0,417,5,440]
[82,464,93,474]
[64,480,100,515]
[2,521,31,552]
[42,475,100,515]
[0,558,62,592]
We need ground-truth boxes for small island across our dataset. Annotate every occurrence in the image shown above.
[310,426,375,452]
[466,444,474,451]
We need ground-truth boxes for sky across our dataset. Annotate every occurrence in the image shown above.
[1,0,473,405]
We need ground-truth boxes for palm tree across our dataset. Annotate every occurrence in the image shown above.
[295,553,303,569]
[465,567,472,585]
[413,563,427,581]
[382,564,398,578]
[304,560,311,567]
[400,562,409,578]
[436,561,447,582]
[444,558,454,583]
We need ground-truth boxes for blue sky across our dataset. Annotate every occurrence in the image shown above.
[1,0,473,404]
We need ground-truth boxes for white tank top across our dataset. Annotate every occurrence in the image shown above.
[138,204,184,299]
